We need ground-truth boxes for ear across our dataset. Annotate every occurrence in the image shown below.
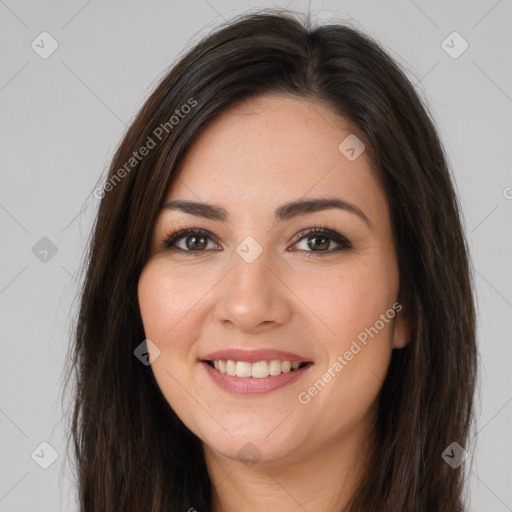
[392,303,411,349]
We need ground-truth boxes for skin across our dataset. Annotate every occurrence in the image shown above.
[138,94,409,511]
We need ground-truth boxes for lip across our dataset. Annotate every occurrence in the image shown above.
[200,360,314,395]
[200,348,311,364]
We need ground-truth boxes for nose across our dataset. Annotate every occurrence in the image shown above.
[213,248,293,333]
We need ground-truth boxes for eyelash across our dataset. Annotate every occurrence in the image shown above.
[160,223,352,258]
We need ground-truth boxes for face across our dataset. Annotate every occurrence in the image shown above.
[138,94,407,466]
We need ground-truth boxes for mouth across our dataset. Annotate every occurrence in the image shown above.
[200,357,314,395]
[202,359,312,378]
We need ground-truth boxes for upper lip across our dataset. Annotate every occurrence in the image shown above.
[201,349,312,364]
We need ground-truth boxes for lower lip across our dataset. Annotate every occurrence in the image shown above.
[200,361,313,395]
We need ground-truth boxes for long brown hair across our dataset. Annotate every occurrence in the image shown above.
[63,10,478,511]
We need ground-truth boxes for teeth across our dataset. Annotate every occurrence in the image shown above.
[210,359,306,378]
[236,361,252,377]
[251,361,269,378]
[269,360,282,376]
[226,360,236,376]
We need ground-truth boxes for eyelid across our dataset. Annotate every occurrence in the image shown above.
[161,227,220,251]
[160,224,352,255]
[289,226,352,248]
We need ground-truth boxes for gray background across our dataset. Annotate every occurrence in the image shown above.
[0,1,511,511]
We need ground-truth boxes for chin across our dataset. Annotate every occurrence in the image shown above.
[197,420,306,466]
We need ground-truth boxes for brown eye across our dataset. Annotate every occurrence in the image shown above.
[291,227,352,256]
[184,234,208,250]
[162,226,351,257]
[306,235,331,252]
[163,228,219,254]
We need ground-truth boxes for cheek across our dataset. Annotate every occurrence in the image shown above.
[295,257,398,412]
[137,263,203,422]
[295,255,399,348]
[138,262,205,345]
[137,263,199,394]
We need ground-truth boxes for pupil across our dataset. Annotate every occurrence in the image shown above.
[308,236,328,251]
[185,235,329,251]
[187,235,207,250]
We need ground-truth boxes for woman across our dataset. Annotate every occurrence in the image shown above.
[65,10,478,511]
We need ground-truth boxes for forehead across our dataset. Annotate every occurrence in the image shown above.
[165,94,386,225]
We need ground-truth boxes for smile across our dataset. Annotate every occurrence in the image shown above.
[201,359,313,395]
[206,359,308,378]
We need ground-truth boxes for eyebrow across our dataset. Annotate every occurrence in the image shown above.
[161,197,371,227]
